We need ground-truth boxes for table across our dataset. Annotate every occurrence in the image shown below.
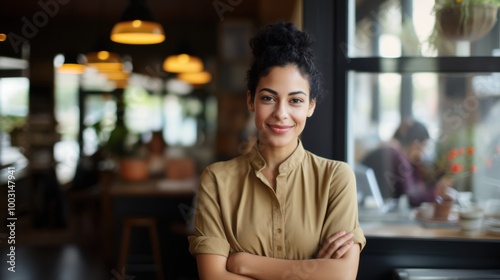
[358,221,500,280]
[109,178,197,197]
[362,222,500,240]
[102,176,198,276]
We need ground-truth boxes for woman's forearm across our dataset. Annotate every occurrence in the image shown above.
[197,254,256,280]
[228,245,360,280]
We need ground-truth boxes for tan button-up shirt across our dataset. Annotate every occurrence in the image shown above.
[188,141,366,259]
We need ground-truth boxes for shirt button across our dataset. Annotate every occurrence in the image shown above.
[277,246,282,251]
[277,228,282,233]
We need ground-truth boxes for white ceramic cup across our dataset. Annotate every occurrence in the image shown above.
[458,206,484,236]
[420,202,435,219]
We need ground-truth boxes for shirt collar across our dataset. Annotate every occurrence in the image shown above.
[246,139,306,173]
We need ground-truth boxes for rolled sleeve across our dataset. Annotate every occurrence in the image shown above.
[350,226,366,250]
[187,167,231,257]
[188,235,231,257]
[322,162,367,251]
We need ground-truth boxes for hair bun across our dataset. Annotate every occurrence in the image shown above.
[250,22,313,58]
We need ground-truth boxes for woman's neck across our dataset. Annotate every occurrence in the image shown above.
[258,139,298,170]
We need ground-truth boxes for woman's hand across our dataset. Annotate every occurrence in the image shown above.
[434,177,456,200]
[316,231,354,259]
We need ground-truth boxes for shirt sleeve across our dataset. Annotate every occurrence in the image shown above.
[321,162,367,251]
[188,167,231,257]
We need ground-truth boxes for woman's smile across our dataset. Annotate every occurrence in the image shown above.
[267,124,294,134]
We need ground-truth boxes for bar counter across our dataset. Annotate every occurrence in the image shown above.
[362,222,500,240]
[358,219,500,280]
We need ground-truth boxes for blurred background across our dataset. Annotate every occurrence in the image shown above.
[2,0,500,279]
[0,1,301,279]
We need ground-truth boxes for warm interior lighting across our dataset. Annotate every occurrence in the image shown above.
[85,51,123,72]
[54,53,85,74]
[57,64,85,74]
[177,71,212,85]
[111,20,165,44]
[105,71,130,81]
[0,33,7,42]
[110,0,165,45]
[163,54,204,73]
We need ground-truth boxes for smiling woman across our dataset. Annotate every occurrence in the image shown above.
[188,22,365,280]
[248,65,315,157]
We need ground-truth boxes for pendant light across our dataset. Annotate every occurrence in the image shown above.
[177,70,212,86]
[54,53,85,74]
[111,0,165,45]
[163,53,204,73]
[85,51,123,72]
[84,50,132,89]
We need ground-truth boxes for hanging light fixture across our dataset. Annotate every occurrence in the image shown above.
[85,51,123,72]
[110,0,165,45]
[177,70,212,86]
[84,50,132,90]
[163,53,204,73]
[54,53,85,74]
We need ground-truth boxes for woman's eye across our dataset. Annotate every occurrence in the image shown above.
[290,98,303,104]
[261,96,274,102]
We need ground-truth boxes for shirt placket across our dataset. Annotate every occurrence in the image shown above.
[272,167,287,259]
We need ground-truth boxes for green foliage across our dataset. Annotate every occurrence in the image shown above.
[105,124,148,159]
[0,116,26,133]
[434,0,500,9]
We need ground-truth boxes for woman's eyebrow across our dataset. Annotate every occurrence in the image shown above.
[258,88,307,96]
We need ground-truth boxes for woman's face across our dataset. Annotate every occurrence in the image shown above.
[247,65,316,150]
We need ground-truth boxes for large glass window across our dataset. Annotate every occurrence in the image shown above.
[0,77,29,135]
[347,0,500,230]
[351,0,500,57]
[54,68,214,183]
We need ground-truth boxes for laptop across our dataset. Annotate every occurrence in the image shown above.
[354,163,385,209]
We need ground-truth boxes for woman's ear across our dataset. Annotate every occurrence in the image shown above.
[307,98,317,117]
[247,91,255,112]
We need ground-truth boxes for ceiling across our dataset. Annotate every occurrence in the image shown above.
[0,0,301,85]
[1,0,259,23]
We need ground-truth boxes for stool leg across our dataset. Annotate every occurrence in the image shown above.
[149,222,164,280]
[118,223,131,276]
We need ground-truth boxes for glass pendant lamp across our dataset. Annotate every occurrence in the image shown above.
[54,53,85,74]
[110,0,165,45]
[163,53,204,73]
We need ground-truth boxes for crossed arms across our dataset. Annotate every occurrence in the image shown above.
[196,230,360,280]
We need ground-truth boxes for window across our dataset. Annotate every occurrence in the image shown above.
[54,69,214,183]
[0,77,29,135]
[346,0,500,226]
[0,76,29,166]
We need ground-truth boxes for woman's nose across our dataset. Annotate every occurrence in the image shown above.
[273,102,288,119]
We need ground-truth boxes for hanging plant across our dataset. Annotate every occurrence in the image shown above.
[433,0,500,41]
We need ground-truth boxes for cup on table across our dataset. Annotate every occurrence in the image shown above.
[458,206,484,236]
[419,202,435,219]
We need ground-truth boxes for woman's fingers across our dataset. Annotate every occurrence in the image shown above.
[316,231,354,259]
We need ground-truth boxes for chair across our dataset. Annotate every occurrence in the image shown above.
[118,217,164,280]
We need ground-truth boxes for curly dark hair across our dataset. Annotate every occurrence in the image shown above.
[246,22,323,102]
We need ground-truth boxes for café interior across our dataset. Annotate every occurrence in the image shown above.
[1,0,500,279]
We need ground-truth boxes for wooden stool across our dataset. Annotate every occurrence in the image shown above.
[118,217,164,280]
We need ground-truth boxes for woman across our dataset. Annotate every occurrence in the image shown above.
[188,22,366,280]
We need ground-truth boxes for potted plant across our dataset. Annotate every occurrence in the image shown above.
[433,0,500,41]
[106,124,150,182]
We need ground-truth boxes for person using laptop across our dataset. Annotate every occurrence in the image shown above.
[362,119,454,208]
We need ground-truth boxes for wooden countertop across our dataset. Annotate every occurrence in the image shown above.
[362,222,500,240]
[110,178,197,197]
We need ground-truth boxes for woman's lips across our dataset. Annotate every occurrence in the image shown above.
[267,124,292,134]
